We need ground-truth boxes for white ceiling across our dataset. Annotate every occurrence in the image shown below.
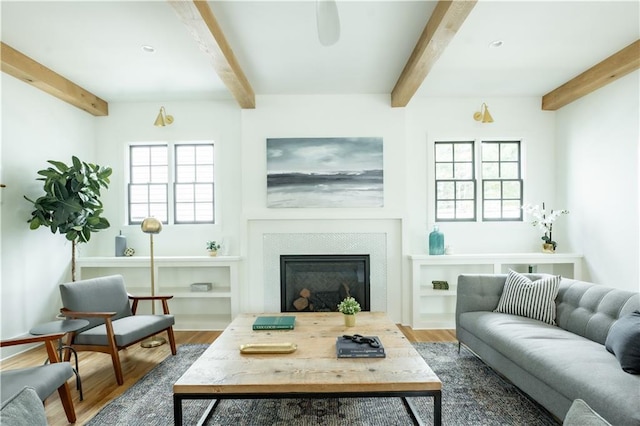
[1,0,639,105]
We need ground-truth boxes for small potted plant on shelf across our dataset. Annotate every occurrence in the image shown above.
[338,296,361,327]
[206,240,221,256]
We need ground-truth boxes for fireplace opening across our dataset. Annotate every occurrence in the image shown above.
[280,254,370,313]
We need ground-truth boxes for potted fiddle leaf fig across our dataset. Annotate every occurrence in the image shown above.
[24,156,112,281]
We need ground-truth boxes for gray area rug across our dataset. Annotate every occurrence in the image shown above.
[86,343,559,425]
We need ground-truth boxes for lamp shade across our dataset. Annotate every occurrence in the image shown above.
[481,106,494,123]
[154,107,174,127]
[153,113,166,127]
[141,217,162,234]
[473,103,494,123]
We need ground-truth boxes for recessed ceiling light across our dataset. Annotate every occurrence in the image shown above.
[141,45,156,53]
[489,40,503,48]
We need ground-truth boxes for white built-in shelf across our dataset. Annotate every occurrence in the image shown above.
[409,253,583,330]
[76,256,242,330]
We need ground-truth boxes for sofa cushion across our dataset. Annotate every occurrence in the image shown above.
[73,314,175,347]
[494,270,560,324]
[556,280,640,345]
[605,310,640,374]
[0,387,47,426]
[60,275,133,331]
[0,362,73,405]
[563,399,611,426]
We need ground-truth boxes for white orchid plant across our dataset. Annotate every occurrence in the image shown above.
[522,202,569,250]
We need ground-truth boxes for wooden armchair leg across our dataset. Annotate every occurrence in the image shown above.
[57,382,77,423]
[104,318,124,386]
[167,327,177,355]
[62,334,74,362]
[110,349,124,386]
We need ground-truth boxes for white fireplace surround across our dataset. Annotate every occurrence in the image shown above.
[263,233,387,312]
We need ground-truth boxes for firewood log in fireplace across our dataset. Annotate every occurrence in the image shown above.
[291,283,354,311]
[309,291,342,311]
[293,288,312,311]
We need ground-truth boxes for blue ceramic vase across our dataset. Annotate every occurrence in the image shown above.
[429,225,444,255]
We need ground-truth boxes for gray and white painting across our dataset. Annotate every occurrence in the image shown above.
[267,137,384,208]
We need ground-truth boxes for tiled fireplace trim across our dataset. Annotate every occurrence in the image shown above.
[263,233,387,311]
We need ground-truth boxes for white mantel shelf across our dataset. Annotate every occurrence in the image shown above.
[77,255,241,265]
[409,252,583,330]
[409,253,583,265]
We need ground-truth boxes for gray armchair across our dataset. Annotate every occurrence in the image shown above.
[0,333,76,423]
[59,274,177,385]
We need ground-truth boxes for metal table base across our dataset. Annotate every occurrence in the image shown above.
[174,390,442,426]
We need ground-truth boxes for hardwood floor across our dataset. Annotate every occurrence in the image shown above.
[1,328,456,425]
[397,325,457,343]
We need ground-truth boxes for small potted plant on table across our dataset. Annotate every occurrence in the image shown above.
[206,240,221,256]
[338,296,361,327]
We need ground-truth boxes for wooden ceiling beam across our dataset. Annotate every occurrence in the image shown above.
[169,0,255,109]
[391,0,477,108]
[1,42,108,116]
[542,39,640,111]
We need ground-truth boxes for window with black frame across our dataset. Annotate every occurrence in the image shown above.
[128,144,169,224]
[174,144,215,224]
[481,141,523,221]
[434,141,476,221]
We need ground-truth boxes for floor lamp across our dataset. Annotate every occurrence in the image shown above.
[140,217,167,348]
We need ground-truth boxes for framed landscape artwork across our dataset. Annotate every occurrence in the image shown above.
[266,137,384,208]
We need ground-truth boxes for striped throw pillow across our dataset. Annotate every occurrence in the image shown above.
[494,270,561,325]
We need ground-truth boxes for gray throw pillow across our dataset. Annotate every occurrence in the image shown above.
[494,270,560,325]
[605,310,640,374]
[0,386,47,426]
[563,399,611,426]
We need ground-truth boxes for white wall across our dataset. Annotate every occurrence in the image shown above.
[405,97,558,254]
[1,75,96,357]
[239,95,560,323]
[90,101,242,257]
[241,95,407,220]
[241,95,409,321]
[556,71,640,290]
[3,79,638,348]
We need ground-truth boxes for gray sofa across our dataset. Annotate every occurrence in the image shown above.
[456,274,640,425]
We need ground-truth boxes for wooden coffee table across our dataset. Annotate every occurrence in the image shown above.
[173,312,441,425]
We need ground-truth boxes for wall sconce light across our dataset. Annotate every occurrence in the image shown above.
[153,107,174,127]
[473,103,494,123]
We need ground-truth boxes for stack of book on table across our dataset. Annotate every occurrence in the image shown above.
[336,335,385,358]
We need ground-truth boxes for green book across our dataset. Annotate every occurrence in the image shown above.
[252,316,296,330]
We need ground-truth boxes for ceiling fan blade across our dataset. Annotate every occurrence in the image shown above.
[316,0,340,46]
